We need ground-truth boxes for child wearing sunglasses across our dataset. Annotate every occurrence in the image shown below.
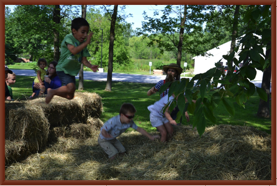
[148,93,190,143]
[98,103,160,160]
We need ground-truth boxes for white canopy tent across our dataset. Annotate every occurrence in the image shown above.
[192,38,264,81]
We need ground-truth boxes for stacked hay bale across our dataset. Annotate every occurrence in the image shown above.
[5,92,103,167]
[5,124,271,180]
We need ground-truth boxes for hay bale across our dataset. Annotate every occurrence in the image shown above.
[8,105,49,153]
[5,102,26,139]
[5,140,26,166]
[26,92,103,127]
[4,124,271,180]
[5,92,103,166]
[86,117,104,129]
[48,117,103,141]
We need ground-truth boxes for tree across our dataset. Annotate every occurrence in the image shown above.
[5,5,79,62]
[78,5,87,91]
[162,5,271,136]
[5,7,21,64]
[53,5,61,62]
[105,5,118,91]
[227,5,240,74]
[139,5,214,68]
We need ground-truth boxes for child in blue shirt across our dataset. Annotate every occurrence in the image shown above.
[98,103,160,160]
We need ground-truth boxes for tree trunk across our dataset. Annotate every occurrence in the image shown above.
[228,5,240,75]
[257,41,271,118]
[176,5,186,80]
[53,5,60,62]
[78,5,87,90]
[105,5,118,91]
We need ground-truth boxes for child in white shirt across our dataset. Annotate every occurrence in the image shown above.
[148,93,190,142]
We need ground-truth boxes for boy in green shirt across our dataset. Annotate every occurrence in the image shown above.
[46,17,98,104]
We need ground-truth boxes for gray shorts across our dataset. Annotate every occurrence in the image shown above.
[150,113,169,127]
[98,136,126,158]
[57,71,76,86]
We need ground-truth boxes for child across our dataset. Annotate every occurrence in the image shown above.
[98,103,160,160]
[30,58,47,98]
[5,66,14,100]
[147,63,183,120]
[45,17,98,104]
[148,93,190,142]
[5,72,16,100]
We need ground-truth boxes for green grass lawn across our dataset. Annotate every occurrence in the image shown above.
[10,76,271,134]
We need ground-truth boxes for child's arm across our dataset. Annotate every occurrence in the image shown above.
[136,127,160,141]
[67,32,93,55]
[147,86,158,96]
[101,129,113,138]
[164,106,177,125]
[82,57,99,72]
[37,70,44,85]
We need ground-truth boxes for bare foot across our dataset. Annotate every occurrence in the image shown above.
[45,89,54,104]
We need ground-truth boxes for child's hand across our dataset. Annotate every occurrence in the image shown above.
[150,135,160,141]
[90,65,99,72]
[170,120,177,125]
[86,32,93,43]
[185,112,190,122]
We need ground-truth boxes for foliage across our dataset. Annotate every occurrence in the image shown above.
[162,5,271,136]
[85,7,132,67]
[5,5,79,62]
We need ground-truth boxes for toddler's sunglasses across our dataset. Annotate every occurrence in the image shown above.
[123,113,135,119]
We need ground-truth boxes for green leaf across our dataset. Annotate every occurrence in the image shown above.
[187,101,196,115]
[238,91,248,105]
[187,79,195,89]
[250,49,261,62]
[175,110,183,124]
[200,80,207,99]
[239,50,248,62]
[246,82,256,97]
[176,79,187,95]
[177,94,186,115]
[245,66,257,80]
[251,8,261,21]
[185,89,193,104]
[159,82,171,95]
[168,99,176,113]
[168,81,179,97]
[256,87,268,102]
[262,29,271,41]
[263,59,270,70]
[228,84,239,95]
[222,97,235,116]
[204,105,216,124]
[211,92,221,107]
[193,106,206,136]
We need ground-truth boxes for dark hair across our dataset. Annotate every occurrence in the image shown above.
[5,66,13,78]
[37,58,47,67]
[49,61,58,67]
[47,61,58,77]
[119,103,136,115]
[71,17,89,32]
